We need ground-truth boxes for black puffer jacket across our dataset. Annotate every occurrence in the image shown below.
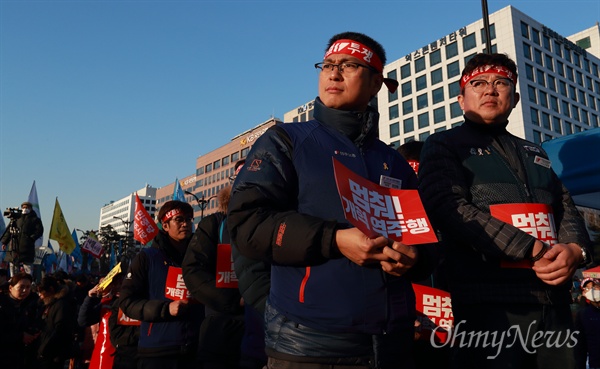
[37,285,77,364]
[1,211,43,264]
[418,118,591,305]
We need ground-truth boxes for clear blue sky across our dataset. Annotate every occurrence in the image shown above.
[1,0,599,241]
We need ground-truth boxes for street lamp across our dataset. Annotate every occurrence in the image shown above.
[113,216,134,256]
[185,191,217,219]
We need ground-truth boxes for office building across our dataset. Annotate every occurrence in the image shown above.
[156,117,281,223]
[377,5,600,148]
[98,184,157,237]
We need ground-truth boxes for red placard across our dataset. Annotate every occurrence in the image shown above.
[117,308,141,326]
[490,203,556,268]
[413,284,453,344]
[332,158,437,245]
[164,266,192,300]
[216,244,238,288]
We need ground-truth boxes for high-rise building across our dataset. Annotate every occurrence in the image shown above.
[377,5,600,148]
[156,117,282,223]
[98,184,157,237]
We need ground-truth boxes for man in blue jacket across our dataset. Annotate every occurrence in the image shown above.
[227,32,433,369]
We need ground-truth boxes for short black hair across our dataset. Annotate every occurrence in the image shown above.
[326,32,387,66]
[397,141,424,161]
[461,53,518,82]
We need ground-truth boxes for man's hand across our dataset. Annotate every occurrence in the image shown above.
[381,241,419,277]
[335,228,390,266]
[532,243,583,285]
[168,300,190,316]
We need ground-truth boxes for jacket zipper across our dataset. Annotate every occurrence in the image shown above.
[487,145,533,202]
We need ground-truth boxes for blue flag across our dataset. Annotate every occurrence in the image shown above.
[70,230,83,265]
[109,244,117,270]
[172,178,186,202]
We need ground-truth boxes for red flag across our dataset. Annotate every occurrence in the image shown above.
[133,193,159,245]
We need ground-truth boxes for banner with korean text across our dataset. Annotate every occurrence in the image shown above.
[133,193,159,245]
[332,158,437,244]
[413,284,453,344]
[490,203,556,268]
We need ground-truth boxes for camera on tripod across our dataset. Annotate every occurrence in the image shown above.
[3,207,22,219]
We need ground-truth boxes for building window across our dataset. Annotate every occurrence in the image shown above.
[541,112,550,130]
[539,90,548,108]
[581,109,589,125]
[525,64,534,82]
[401,81,412,97]
[403,117,414,133]
[573,52,581,68]
[432,87,444,104]
[463,33,476,52]
[429,49,441,66]
[564,121,573,134]
[447,61,460,78]
[572,105,580,121]
[523,43,532,60]
[416,75,427,91]
[578,90,587,106]
[231,151,240,162]
[547,75,556,92]
[531,28,540,45]
[401,64,411,79]
[213,160,221,169]
[566,66,574,82]
[554,40,562,57]
[415,58,426,73]
[389,104,399,120]
[559,81,567,97]
[389,122,400,138]
[556,61,564,77]
[205,163,212,173]
[449,81,460,98]
[589,95,596,110]
[450,102,462,118]
[528,86,537,104]
[545,54,553,71]
[431,68,443,85]
[521,21,529,39]
[564,48,572,63]
[417,94,428,110]
[433,107,446,124]
[534,49,543,66]
[543,35,551,51]
[550,95,559,112]
[419,132,430,142]
[418,112,429,129]
[576,71,584,87]
[561,100,570,117]
[241,147,250,158]
[388,70,398,102]
[402,99,413,115]
[533,130,542,144]
[569,85,577,101]
[480,23,496,43]
[197,167,204,175]
[552,117,562,134]
[531,107,540,126]
[583,58,591,73]
[389,140,400,149]
[536,69,545,87]
[446,42,458,58]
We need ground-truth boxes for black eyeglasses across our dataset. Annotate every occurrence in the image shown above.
[314,62,377,75]
[467,78,513,93]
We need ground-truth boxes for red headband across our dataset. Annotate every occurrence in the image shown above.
[460,65,517,89]
[162,208,182,223]
[325,39,383,72]
[324,39,398,94]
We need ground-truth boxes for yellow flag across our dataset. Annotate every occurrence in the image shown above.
[49,198,76,254]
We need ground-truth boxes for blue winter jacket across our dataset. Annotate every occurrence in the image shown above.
[228,97,432,335]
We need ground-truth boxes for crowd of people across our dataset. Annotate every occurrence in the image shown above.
[1,31,598,369]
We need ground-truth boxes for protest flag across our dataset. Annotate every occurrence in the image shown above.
[28,180,43,247]
[134,193,159,244]
[49,198,76,254]
[172,178,186,202]
[70,230,83,265]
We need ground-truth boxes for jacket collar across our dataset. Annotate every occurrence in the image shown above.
[313,97,379,147]
[463,116,510,135]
